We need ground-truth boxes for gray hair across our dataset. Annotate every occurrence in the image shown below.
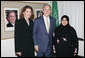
[43,4,51,10]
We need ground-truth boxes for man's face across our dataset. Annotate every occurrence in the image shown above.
[43,5,51,17]
[9,12,16,24]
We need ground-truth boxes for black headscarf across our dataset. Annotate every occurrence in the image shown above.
[61,15,69,22]
[59,15,71,31]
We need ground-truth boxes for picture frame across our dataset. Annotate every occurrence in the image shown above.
[1,1,48,40]
[35,9,43,18]
[4,8,19,31]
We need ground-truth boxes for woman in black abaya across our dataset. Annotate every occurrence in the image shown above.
[54,15,78,57]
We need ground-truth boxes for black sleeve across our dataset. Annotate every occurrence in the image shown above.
[14,20,22,52]
[71,28,79,51]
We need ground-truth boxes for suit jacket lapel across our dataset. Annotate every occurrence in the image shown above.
[41,16,52,34]
[22,18,30,29]
[41,16,48,34]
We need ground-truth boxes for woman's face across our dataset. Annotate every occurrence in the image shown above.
[61,18,68,26]
[23,8,32,19]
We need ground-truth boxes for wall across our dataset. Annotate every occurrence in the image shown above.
[1,1,84,57]
[78,41,84,56]
[1,38,17,57]
[1,1,46,39]
[57,1,84,56]
[57,1,84,39]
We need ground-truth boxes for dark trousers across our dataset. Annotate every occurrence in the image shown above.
[37,46,52,57]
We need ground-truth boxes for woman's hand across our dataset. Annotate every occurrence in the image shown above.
[62,38,67,41]
[57,39,60,44]
[34,45,39,52]
[16,52,21,56]
[74,48,77,56]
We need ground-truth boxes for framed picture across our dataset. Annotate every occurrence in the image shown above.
[1,1,48,40]
[4,8,19,31]
[35,9,43,18]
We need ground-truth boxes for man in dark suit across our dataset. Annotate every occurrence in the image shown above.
[33,4,56,57]
[7,11,16,27]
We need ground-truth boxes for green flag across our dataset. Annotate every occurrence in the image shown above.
[52,1,59,27]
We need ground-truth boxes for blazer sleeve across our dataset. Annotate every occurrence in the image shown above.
[33,19,38,46]
[14,20,22,52]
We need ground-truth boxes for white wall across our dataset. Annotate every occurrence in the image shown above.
[1,39,17,57]
[57,1,84,56]
[78,41,84,56]
[57,1,84,39]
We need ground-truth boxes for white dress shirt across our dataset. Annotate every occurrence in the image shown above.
[43,15,50,32]
[10,22,15,27]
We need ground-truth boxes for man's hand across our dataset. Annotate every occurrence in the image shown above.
[34,45,39,52]
[53,45,56,53]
